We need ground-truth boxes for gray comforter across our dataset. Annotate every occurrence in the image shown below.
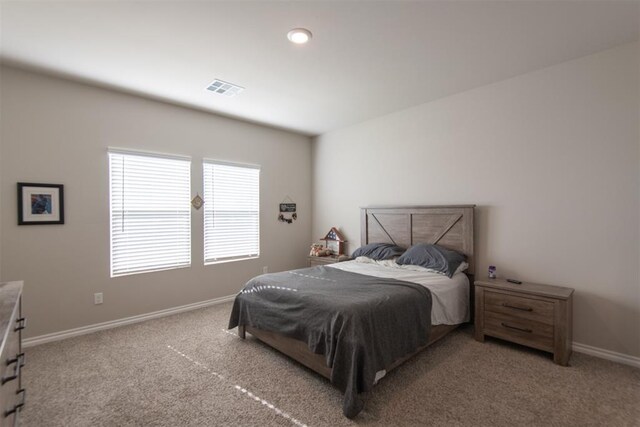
[228,266,432,418]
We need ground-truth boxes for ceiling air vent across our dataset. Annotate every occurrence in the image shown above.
[206,79,244,97]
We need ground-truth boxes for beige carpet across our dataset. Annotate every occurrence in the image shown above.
[22,302,639,426]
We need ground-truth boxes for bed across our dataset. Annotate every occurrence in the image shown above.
[228,205,475,417]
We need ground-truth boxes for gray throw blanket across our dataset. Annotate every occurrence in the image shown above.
[228,266,432,418]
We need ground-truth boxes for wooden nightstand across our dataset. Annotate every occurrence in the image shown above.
[474,278,574,366]
[307,255,347,267]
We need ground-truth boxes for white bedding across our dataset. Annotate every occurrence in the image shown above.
[327,259,470,325]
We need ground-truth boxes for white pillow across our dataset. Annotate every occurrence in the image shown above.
[356,256,469,276]
[354,256,377,264]
[398,261,469,276]
[454,261,469,275]
[375,258,399,268]
[355,256,400,268]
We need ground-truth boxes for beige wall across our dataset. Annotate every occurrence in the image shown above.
[312,42,640,357]
[0,66,312,338]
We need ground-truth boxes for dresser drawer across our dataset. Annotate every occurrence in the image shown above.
[483,310,554,352]
[1,381,21,427]
[485,291,554,325]
[0,311,21,383]
[1,386,25,427]
[1,315,23,427]
[0,337,20,387]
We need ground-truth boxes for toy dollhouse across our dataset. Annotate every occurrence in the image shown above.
[320,227,347,256]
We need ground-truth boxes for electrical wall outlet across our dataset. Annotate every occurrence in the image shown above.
[263,266,268,274]
[94,292,103,305]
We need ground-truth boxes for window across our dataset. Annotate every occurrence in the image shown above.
[109,149,191,277]
[203,160,260,264]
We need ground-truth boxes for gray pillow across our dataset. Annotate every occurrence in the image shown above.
[352,243,405,261]
[396,244,466,278]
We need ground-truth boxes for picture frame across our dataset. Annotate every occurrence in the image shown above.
[17,182,65,225]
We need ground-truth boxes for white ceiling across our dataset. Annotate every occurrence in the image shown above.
[1,1,638,136]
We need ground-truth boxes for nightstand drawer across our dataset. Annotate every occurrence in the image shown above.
[475,278,573,365]
[484,311,554,352]
[308,256,350,267]
[485,291,554,325]
[308,257,336,267]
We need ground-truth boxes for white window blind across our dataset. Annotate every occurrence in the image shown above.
[203,160,260,264]
[109,150,191,277]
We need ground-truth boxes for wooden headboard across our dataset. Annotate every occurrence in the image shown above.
[360,205,475,275]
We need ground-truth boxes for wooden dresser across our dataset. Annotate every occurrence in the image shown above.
[474,278,574,366]
[0,282,26,426]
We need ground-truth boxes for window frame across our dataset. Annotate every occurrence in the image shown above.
[108,148,192,278]
[202,158,261,265]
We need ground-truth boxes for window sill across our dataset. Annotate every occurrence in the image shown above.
[110,264,191,278]
[204,256,259,266]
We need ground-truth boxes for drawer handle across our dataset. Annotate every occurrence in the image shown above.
[501,322,533,333]
[1,358,22,385]
[4,388,26,418]
[6,353,25,369]
[14,318,26,332]
[502,303,533,312]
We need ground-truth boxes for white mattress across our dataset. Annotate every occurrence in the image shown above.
[327,260,470,325]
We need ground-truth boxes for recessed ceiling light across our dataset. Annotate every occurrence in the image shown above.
[287,28,312,44]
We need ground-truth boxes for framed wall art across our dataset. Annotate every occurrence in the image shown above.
[17,182,65,225]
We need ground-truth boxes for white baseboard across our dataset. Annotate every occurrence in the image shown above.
[23,300,640,369]
[23,294,236,348]
[572,342,640,368]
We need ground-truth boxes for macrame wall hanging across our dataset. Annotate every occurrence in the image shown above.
[278,196,297,224]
